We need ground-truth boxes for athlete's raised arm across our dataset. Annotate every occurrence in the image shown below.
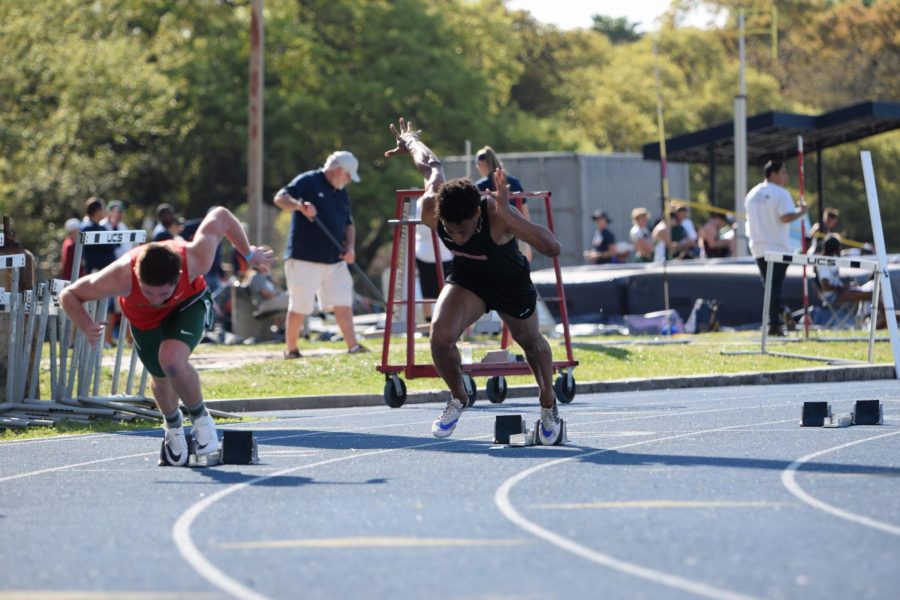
[384,117,444,230]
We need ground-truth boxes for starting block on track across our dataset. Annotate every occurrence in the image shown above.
[853,400,884,425]
[801,400,884,428]
[159,431,259,467]
[494,415,568,446]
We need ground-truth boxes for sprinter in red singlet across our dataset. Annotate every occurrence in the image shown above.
[60,206,275,465]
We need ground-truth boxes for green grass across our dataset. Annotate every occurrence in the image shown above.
[7,330,892,441]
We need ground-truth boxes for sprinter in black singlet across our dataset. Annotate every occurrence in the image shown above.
[384,117,566,445]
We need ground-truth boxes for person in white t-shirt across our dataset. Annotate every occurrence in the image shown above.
[629,207,653,262]
[415,216,453,322]
[745,160,808,336]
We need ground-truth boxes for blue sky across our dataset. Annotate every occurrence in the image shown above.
[506,0,724,32]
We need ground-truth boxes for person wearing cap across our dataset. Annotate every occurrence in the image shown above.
[152,203,182,242]
[101,200,131,259]
[670,204,699,259]
[59,218,83,279]
[629,208,653,263]
[273,150,369,358]
[583,210,617,265]
[100,200,132,346]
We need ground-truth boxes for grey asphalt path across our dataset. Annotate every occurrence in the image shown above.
[1,380,899,600]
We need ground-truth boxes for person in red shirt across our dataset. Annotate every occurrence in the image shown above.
[60,206,274,466]
[59,218,83,279]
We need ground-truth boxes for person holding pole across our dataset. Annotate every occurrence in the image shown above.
[384,117,566,445]
[60,206,275,466]
[745,160,807,336]
[273,151,370,358]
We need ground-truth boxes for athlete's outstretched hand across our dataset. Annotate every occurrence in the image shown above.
[384,117,422,158]
[491,167,510,215]
[248,244,276,274]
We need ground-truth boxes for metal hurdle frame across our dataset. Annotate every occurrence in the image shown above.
[758,251,881,363]
[377,189,578,405]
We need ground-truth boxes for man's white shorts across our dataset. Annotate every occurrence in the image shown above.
[284,258,353,315]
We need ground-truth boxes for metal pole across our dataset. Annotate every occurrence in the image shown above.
[734,10,748,257]
[761,256,774,354]
[860,151,900,378]
[248,0,265,244]
[798,136,810,337]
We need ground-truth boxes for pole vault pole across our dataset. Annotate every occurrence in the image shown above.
[798,135,810,337]
[653,40,672,332]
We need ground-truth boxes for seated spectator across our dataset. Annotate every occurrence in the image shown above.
[670,204,699,259]
[816,234,885,328]
[700,213,734,258]
[807,207,840,254]
[629,208,653,263]
[583,210,617,264]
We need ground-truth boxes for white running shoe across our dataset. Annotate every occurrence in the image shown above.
[538,403,563,446]
[162,425,188,466]
[191,414,219,456]
[431,398,466,438]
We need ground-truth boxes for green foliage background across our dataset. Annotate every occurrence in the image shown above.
[1,0,897,272]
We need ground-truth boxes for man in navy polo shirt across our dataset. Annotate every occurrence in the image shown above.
[273,151,369,358]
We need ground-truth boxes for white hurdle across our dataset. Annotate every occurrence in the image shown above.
[760,251,881,363]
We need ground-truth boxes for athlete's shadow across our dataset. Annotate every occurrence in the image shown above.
[159,468,390,487]
[577,450,900,477]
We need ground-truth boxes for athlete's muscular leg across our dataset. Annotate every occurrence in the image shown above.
[501,311,556,408]
[430,285,486,402]
[157,338,203,409]
[150,375,179,416]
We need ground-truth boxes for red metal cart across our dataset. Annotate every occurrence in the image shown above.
[376,189,578,408]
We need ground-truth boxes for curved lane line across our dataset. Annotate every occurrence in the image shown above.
[781,430,900,536]
[172,435,484,600]
[495,418,796,600]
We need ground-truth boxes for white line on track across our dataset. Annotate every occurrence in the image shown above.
[0,452,156,483]
[780,430,900,536]
[494,417,798,600]
[171,399,800,600]
[172,433,488,600]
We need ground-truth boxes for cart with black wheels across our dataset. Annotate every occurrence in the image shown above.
[377,189,578,408]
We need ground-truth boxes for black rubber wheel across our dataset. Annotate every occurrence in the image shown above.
[463,373,478,408]
[485,376,508,404]
[554,373,576,404]
[383,376,407,408]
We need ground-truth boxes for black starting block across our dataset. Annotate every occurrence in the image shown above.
[220,430,259,464]
[494,415,527,444]
[853,400,883,425]
[493,415,568,446]
[801,402,830,427]
[159,431,259,467]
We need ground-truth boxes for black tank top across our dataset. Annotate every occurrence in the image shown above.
[437,199,529,280]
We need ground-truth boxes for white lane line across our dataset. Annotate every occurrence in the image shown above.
[781,430,900,536]
[215,537,530,550]
[172,434,487,600]
[531,500,796,510]
[494,417,796,600]
[0,452,156,483]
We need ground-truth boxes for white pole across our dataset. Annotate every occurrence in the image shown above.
[734,10,748,257]
[248,0,265,244]
[465,140,472,178]
[860,151,900,378]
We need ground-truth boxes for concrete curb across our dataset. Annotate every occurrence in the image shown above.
[205,363,897,413]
